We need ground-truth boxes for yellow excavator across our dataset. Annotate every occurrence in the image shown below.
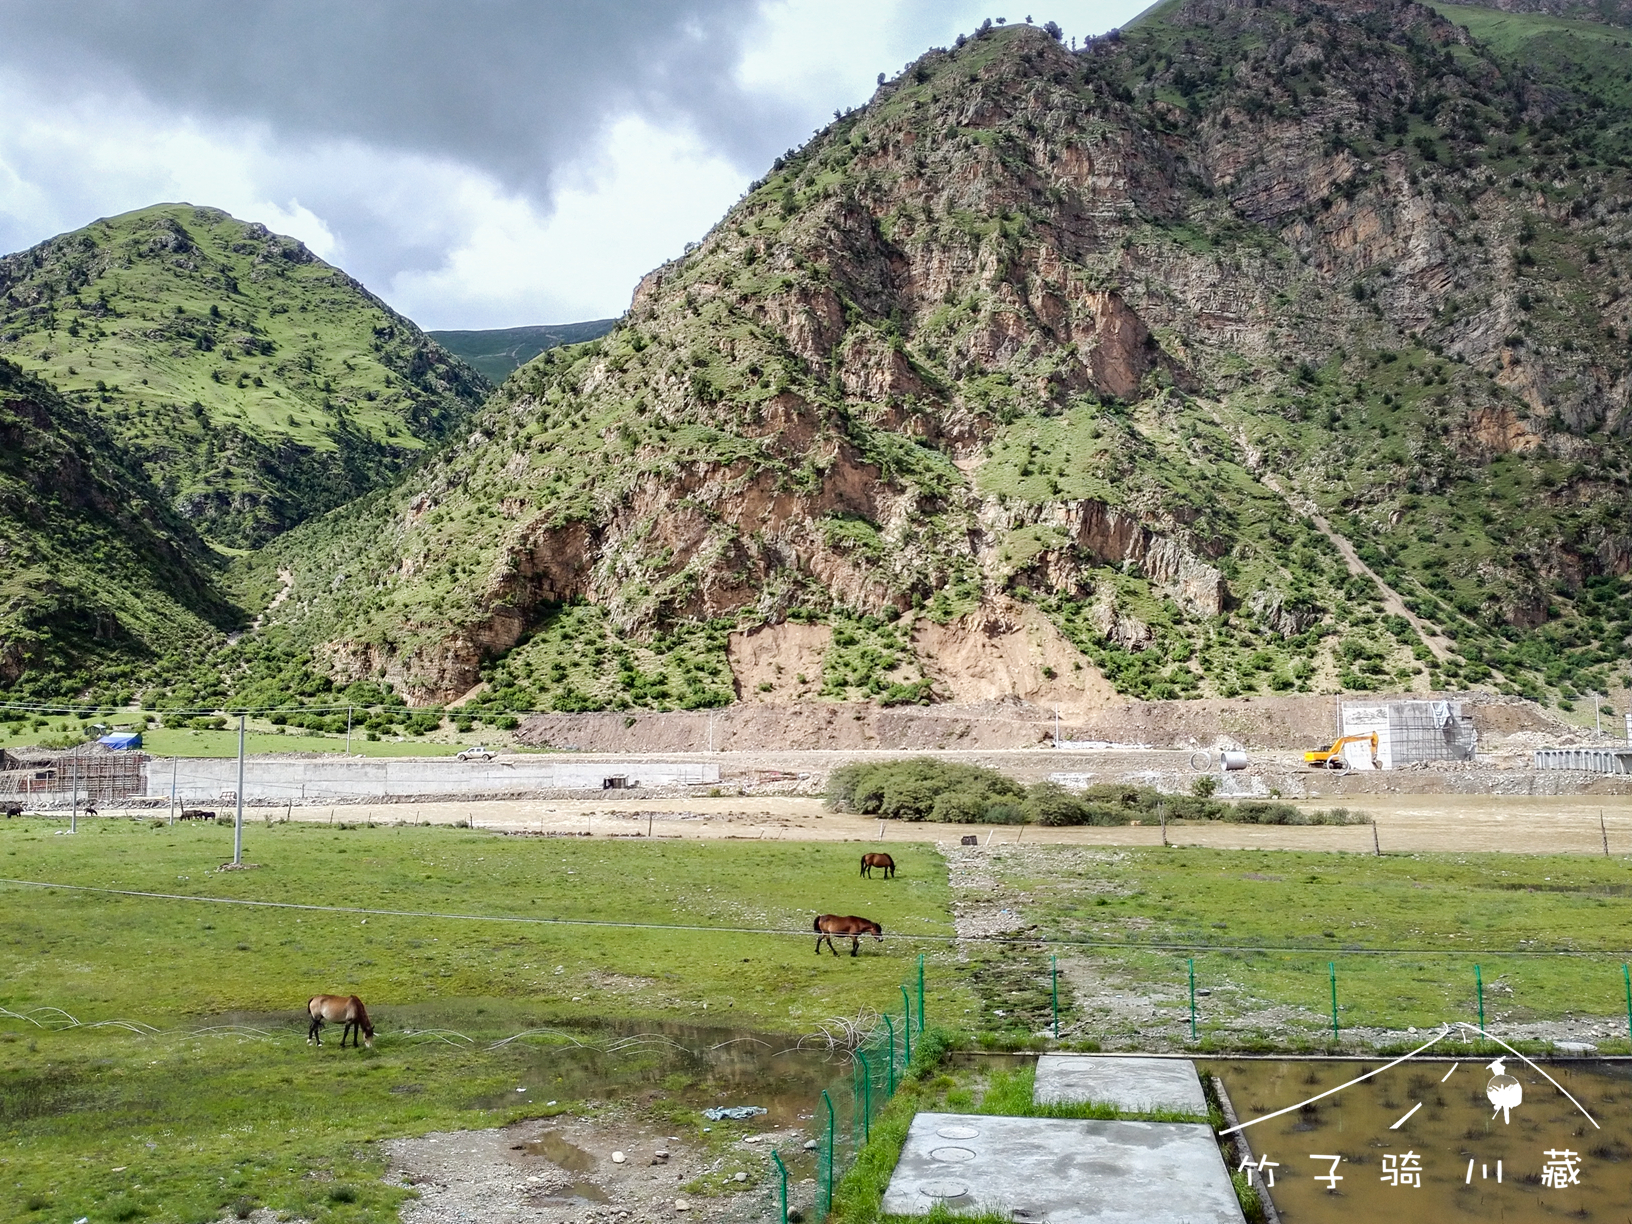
[1304,732,1379,770]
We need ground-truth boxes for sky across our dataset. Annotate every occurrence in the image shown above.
[0,1,1149,330]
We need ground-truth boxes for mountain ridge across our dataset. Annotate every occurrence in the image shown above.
[239,0,1631,721]
[4,0,1631,724]
[0,204,490,547]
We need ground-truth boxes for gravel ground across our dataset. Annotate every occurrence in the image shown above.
[386,1110,804,1224]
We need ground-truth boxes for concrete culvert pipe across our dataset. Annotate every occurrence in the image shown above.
[1188,750,1213,772]
[1219,750,1249,771]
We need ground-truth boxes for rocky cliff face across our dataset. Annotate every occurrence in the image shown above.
[255,0,1632,716]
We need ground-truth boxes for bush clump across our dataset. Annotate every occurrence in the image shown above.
[827,759,1025,822]
[827,760,1368,826]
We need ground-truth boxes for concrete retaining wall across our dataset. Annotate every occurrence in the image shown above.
[144,757,720,804]
[1534,748,1632,776]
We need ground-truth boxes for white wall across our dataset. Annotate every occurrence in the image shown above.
[1338,703,1390,770]
[144,757,720,803]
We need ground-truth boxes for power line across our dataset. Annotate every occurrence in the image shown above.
[2,877,1628,957]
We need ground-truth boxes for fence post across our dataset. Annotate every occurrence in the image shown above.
[1623,964,1631,1042]
[883,1014,897,1096]
[1188,958,1197,1043]
[1051,955,1059,1039]
[1329,963,1339,1045]
[772,1149,789,1224]
[918,953,925,1032]
[1475,964,1485,1034]
[902,985,913,1065]
[820,1089,835,1221]
[858,1049,873,1144]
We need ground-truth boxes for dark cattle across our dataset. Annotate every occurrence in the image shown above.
[83,806,97,818]
[960,835,978,846]
[4,805,22,818]
[308,994,375,1048]
[813,914,884,957]
[179,809,216,821]
[860,852,896,879]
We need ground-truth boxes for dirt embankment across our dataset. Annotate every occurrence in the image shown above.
[516,690,1571,754]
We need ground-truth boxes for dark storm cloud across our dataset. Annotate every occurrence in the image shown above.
[0,0,792,192]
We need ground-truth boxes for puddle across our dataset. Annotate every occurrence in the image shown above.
[517,1130,613,1202]
[1206,1058,1632,1221]
[472,1018,844,1128]
[525,1130,597,1173]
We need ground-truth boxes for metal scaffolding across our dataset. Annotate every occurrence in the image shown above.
[1339,700,1477,769]
[0,747,148,804]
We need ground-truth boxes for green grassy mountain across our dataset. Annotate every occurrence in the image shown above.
[429,320,619,382]
[239,0,1632,719]
[0,204,490,548]
[0,358,234,701]
[1457,0,1632,26]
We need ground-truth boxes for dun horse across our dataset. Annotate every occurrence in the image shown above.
[860,852,896,879]
[814,914,883,957]
[307,994,374,1048]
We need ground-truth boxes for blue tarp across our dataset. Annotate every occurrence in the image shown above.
[702,1106,766,1121]
[98,732,142,750]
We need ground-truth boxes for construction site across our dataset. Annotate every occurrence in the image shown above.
[2,691,1628,815]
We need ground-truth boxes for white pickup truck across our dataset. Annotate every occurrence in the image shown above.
[455,746,497,762]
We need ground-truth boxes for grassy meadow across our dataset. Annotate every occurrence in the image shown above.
[0,820,958,1223]
[0,720,517,758]
[981,845,1632,1044]
[11,816,1632,1221]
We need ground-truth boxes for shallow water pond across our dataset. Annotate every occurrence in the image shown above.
[471,1017,846,1128]
[1206,1058,1632,1221]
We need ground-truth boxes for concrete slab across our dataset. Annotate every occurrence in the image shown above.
[1033,1055,1208,1116]
[881,1112,1243,1223]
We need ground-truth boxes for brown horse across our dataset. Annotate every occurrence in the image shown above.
[814,914,883,957]
[307,994,374,1048]
[860,852,896,879]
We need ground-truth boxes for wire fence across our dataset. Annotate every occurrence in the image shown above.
[744,956,926,1224]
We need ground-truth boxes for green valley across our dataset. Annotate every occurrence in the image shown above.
[429,319,618,382]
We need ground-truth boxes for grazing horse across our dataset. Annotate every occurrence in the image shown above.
[814,914,883,957]
[860,852,896,879]
[308,994,374,1048]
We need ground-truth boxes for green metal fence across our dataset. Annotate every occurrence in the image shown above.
[805,953,926,1223]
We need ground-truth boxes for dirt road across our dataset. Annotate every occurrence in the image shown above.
[99,792,1632,856]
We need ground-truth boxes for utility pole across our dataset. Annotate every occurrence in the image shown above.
[170,755,178,826]
[1595,692,1602,739]
[345,706,353,755]
[233,714,245,865]
[69,742,79,834]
